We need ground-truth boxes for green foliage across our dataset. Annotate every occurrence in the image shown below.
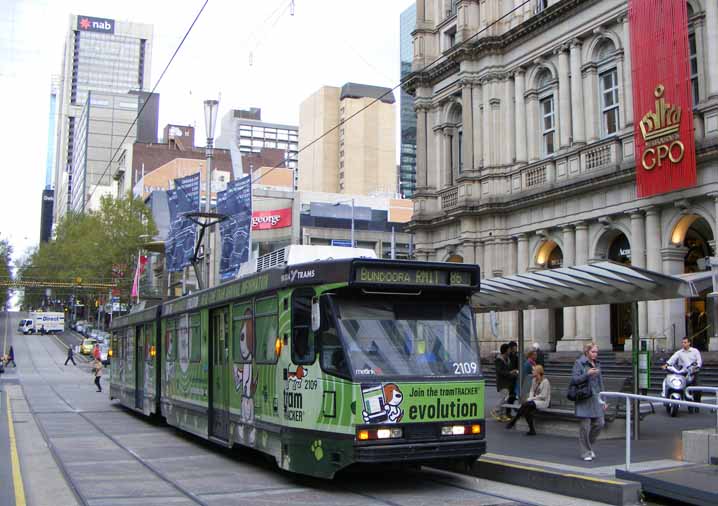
[17,193,157,309]
[0,238,11,309]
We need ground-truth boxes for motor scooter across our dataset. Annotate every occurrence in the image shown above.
[661,361,700,417]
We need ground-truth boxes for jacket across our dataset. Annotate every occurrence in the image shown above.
[571,355,605,418]
[495,354,515,391]
[528,377,551,410]
[93,362,103,377]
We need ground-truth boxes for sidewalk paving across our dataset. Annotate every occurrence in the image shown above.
[483,388,716,477]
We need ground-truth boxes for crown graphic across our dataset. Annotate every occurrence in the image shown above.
[639,84,681,141]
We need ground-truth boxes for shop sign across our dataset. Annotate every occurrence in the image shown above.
[629,0,695,197]
[251,208,292,230]
[77,15,115,34]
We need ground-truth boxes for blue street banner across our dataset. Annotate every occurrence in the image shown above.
[217,175,252,280]
[166,173,201,272]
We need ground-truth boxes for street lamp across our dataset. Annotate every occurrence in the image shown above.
[203,99,219,287]
[334,198,355,247]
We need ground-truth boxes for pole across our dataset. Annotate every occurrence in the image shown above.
[625,397,631,471]
[518,309,524,399]
[631,301,640,440]
[351,198,355,247]
[204,137,213,289]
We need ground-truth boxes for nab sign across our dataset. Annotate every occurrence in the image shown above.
[77,15,115,34]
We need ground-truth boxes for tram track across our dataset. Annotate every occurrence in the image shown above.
[20,331,209,506]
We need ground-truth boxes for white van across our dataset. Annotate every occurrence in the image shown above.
[18,318,34,334]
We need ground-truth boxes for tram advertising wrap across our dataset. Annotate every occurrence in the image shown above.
[110,255,484,479]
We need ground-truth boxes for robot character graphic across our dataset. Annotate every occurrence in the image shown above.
[361,383,404,423]
[234,307,256,445]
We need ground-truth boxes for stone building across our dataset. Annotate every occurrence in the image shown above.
[404,0,718,354]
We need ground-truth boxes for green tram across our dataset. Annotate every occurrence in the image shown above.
[109,254,484,478]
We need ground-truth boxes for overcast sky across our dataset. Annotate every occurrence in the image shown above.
[0,0,414,267]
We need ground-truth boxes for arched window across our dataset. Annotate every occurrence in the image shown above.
[594,39,619,137]
[447,102,462,184]
[535,69,555,156]
[687,2,700,106]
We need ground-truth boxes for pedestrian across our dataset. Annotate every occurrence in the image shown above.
[520,350,538,401]
[92,344,101,361]
[64,345,76,366]
[572,343,607,461]
[7,346,16,367]
[92,357,103,392]
[508,341,519,398]
[491,343,518,422]
[506,364,551,435]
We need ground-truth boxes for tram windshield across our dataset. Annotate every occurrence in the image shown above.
[326,296,479,379]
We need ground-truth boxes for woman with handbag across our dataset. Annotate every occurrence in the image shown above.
[572,343,607,461]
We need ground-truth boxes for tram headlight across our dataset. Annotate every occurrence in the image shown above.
[108,349,113,357]
[150,345,156,358]
[274,337,282,357]
[356,427,403,441]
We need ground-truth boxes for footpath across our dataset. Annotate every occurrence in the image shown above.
[469,388,718,505]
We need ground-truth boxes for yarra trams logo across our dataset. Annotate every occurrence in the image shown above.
[77,15,115,34]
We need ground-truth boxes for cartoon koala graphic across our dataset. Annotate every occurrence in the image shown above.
[383,383,404,423]
[235,308,257,445]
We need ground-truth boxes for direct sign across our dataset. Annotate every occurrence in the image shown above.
[353,267,472,287]
[77,15,115,34]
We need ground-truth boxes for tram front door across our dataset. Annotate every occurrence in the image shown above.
[135,325,145,410]
[209,307,230,441]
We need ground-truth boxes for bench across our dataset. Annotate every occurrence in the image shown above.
[501,375,654,438]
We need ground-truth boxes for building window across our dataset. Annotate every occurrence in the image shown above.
[535,0,549,13]
[689,32,699,106]
[541,96,555,156]
[457,128,463,173]
[600,68,619,136]
[445,27,456,50]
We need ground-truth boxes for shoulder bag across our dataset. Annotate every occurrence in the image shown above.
[567,377,592,402]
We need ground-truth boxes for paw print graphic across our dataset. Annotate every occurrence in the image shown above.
[311,439,324,461]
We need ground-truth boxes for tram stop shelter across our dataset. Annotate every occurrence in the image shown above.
[472,260,716,434]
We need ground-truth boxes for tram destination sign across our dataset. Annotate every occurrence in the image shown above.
[354,266,471,287]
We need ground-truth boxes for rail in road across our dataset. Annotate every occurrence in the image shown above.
[2,312,612,506]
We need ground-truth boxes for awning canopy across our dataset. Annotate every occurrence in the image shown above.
[473,261,715,312]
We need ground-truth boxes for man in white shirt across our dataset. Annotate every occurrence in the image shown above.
[664,337,703,404]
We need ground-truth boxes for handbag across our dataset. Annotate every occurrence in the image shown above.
[567,377,592,402]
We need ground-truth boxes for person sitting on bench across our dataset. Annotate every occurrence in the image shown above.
[505,364,550,435]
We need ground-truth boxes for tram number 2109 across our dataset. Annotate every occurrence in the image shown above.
[453,362,478,375]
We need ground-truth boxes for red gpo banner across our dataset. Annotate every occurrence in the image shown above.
[251,208,292,230]
[629,0,695,198]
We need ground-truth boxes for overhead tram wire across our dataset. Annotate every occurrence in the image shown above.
[249,0,532,187]
[85,0,210,206]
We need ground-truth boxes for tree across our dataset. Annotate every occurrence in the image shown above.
[16,193,157,310]
[0,238,11,310]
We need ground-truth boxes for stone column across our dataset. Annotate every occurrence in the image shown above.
[583,64,599,142]
[482,79,491,168]
[557,46,571,149]
[504,77,515,165]
[476,241,485,277]
[615,53,627,130]
[629,211,648,342]
[461,80,474,171]
[569,40,585,144]
[472,81,483,168]
[526,90,539,162]
[514,69,527,163]
[621,17,634,125]
[645,207,664,337]
[417,0,425,21]
[559,225,577,347]
[441,127,452,187]
[662,247,688,349]
[517,234,529,273]
[415,104,428,189]
[575,222,599,347]
[705,0,718,98]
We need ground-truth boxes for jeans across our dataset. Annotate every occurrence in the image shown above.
[578,416,604,458]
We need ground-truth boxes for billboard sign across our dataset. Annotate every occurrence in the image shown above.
[629,0,695,197]
[218,176,252,280]
[251,208,292,230]
[77,15,115,34]
[166,173,200,272]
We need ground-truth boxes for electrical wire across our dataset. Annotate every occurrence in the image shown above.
[84,0,210,206]
[249,0,532,187]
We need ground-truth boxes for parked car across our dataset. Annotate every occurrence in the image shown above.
[80,338,97,355]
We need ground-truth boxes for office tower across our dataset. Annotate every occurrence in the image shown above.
[54,14,153,221]
[400,4,417,198]
[299,83,396,196]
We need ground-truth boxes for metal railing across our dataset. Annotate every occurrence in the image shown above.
[600,391,718,471]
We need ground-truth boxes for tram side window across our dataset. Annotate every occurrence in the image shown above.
[292,288,316,365]
[232,302,254,363]
[189,314,201,362]
[255,296,278,364]
[166,319,177,361]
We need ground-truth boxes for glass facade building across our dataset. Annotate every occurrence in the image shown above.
[399,4,417,198]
